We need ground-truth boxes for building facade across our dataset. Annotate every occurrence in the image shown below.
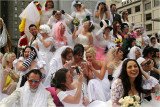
[116,0,160,37]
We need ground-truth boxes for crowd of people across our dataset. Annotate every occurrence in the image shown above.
[0,0,160,107]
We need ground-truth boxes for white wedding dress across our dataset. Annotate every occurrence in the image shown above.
[87,70,111,102]
[111,77,159,106]
[57,88,109,107]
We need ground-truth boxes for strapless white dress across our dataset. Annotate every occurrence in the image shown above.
[87,70,111,102]
[57,88,109,107]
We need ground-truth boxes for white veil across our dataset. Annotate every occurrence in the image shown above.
[49,22,74,48]
[19,1,41,39]
[93,0,107,22]
[20,81,47,107]
[127,46,142,59]
[43,46,73,88]
[0,20,7,48]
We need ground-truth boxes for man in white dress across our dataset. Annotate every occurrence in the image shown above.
[47,10,73,29]
[0,69,56,107]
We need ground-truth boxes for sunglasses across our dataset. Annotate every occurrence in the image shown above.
[28,79,40,84]
[125,13,128,15]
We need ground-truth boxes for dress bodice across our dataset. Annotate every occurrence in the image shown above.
[37,37,54,52]
[75,34,89,46]
[71,9,91,22]
[40,9,53,25]
[94,13,106,25]
[136,36,142,47]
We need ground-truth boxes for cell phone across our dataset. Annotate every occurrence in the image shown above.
[145,60,151,65]
[81,62,87,66]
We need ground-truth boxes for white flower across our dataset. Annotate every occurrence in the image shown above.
[133,101,139,107]
[128,97,134,104]
[124,96,130,101]
[134,95,140,101]
[122,101,129,107]
[118,98,124,104]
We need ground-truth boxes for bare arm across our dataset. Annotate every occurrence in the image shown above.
[56,72,83,104]
[16,61,27,71]
[105,5,110,20]
[90,62,107,80]
[72,27,79,40]
[39,39,53,48]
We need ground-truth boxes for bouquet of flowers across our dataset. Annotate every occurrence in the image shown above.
[73,18,80,26]
[118,95,140,107]
[114,38,122,47]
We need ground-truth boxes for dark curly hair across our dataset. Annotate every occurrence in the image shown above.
[61,47,73,59]
[118,59,151,98]
[51,68,69,91]
[24,46,37,59]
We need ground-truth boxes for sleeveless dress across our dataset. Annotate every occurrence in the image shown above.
[71,9,91,25]
[87,70,111,102]
[57,88,109,107]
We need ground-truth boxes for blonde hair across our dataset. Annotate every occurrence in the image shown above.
[0,52,3,59]
[86,47,96,56]
[2,52,15,68]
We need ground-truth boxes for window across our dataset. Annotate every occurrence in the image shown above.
[135,5,140,12]
[14,21,17,24]
[22,1,25,5]
[146,13,152,21]
[15,0,17,4]
[127,8,131,14]
[145,2,151,10]
[14,28,18,31]
[15,7,17,11]
[154,0,160,7]
[146,24,152,31]
[14,14,17,18]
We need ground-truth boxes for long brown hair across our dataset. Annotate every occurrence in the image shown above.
[113,21,121,38]
[122,11,129,22]
[118,59,151,98]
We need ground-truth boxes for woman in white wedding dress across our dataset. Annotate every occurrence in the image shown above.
[111,59,160,107]
[72,21,94,51]
[43,46,73,88]
[85,47,111,102]
[49,22,74,49]
[94,1,110,26]
[71,0,92,24]
[52,68,109,107]
[40,0,54,25]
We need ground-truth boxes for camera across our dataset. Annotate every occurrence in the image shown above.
[145,60,151,66]
[71,66,80,74]
[81,62,87,66]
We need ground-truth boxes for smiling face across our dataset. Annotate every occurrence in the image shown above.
[116,49,124,60]
[55,12,62,20]
[28,72,41,89]
[74,52,83,62]
[127,61,139,78]
[24,48,32,59]
[135,49,141,59]
[29,26,38,37]
[66,53,73,61]
[65,71,73,85]
[10,53,16,63]
[83,21,90,30]
[86,53,95,62]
